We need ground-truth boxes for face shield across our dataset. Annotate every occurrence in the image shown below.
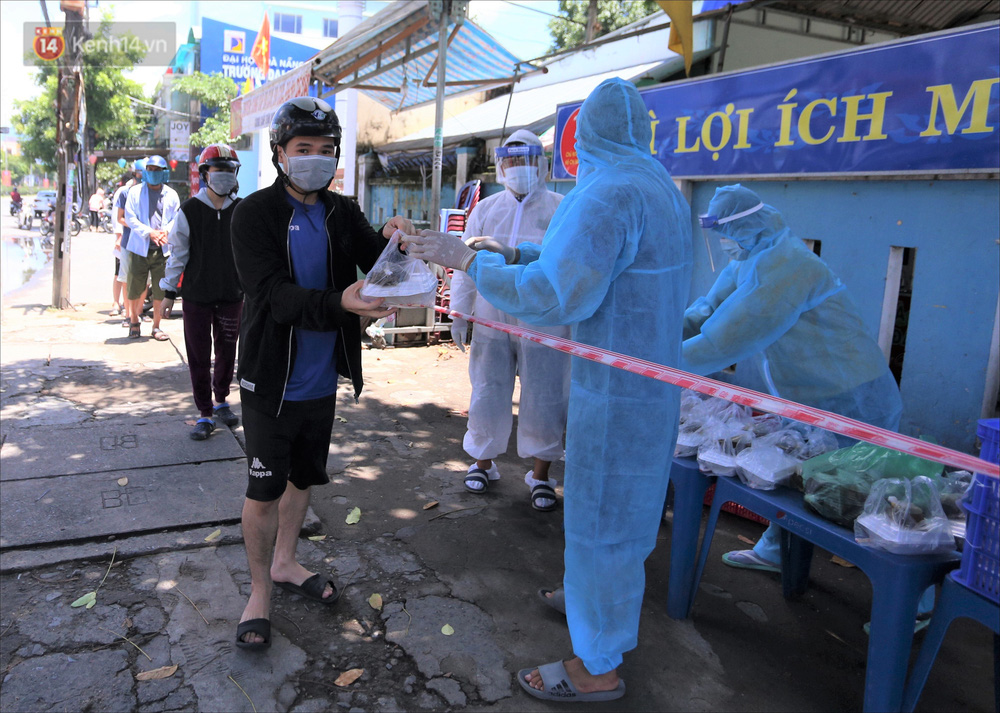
[495,144,544,196]
[699,202,764,263]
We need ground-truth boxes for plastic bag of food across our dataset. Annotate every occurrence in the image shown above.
[854,476,956,555]
[799,439,945,527]
[696,418,755,476]
[735,428,807,489]
[675,394,729,457]
[360,230,438,307]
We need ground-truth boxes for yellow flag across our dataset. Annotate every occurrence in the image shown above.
[242,75,255,95]
[658,1,694,76]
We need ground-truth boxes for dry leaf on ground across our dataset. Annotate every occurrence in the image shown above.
[422,501,439,510]
[335,415,347,423]
[368,593,383,611]
[117,477,128,486]
[737,535,756,546]
[345,507,361,525]
[335,668,364,687]
[204,529,221,542]
[136,664,178,681]
[441,624,455,636]
[308,534,327,541]
[830,555,856,568]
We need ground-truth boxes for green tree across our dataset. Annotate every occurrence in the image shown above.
[171,73,239,148]
[12,12,150,172]
[548,0,660,52]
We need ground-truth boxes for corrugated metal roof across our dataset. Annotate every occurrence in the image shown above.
[763,0,999,36]
[310,0,524,111]
[376,60,667,158]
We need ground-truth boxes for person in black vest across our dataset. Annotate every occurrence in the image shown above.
[161,144,244,440]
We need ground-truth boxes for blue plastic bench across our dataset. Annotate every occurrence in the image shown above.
[674,460,960,712]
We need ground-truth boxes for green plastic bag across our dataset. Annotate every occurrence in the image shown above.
[800,440,943,527]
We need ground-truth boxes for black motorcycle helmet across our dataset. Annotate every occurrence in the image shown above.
[269,96,342,172]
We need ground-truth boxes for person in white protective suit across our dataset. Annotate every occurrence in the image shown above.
[403,78,692,703]
[449,129,571,511]
[683,184,932,630]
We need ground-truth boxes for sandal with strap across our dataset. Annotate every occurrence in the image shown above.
[464,462,499,493]
[128,322,141,339]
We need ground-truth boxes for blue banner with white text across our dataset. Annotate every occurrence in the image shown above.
[552,24,999,179]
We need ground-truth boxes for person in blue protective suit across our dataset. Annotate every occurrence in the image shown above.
[404,77,692,703]
[683,184,932,628]
[449,129,570,511]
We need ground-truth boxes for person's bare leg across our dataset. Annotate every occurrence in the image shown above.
[112,277,122,312]
[524,657,620,693]
[269,483,334,599]
[476,458,493,471]
[152,298,163,331]
[239,497,280,644]
[127,297,141,326]
[533,458,551,480]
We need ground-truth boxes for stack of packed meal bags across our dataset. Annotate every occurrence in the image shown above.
[674,390,974,557]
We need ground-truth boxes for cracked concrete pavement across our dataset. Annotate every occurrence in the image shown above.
[0,226,994,712]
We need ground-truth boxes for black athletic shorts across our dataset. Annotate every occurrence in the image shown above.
[242,393,337,502]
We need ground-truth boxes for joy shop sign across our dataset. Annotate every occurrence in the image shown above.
[553,24,999,179]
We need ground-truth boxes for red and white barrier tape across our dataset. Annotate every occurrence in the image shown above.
[435,306,999,478]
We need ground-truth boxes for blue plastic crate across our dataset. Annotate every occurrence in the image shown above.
[953,418,999,603]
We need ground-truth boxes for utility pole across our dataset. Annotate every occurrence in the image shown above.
[585,0,598,43]
[52,1,86,309]
[428,1,466,230]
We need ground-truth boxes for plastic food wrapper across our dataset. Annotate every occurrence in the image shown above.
[854,476,956,555]
[360,230,438,308]
[696,417,755,476]
[800,439,944,527]
[735,429,807,489]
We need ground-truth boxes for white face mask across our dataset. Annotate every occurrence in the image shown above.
[719,237,750,261]
[207,172,238,196]
[503,165,538,195]
[282,154,338,192]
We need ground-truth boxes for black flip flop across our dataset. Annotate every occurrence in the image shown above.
[274,573,340,605]
[464,468,490,493]
[530,482,558,511]
[235,618,271,650]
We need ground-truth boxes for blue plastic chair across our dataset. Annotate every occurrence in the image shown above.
[902,572,999,712]
[689,473,961,712]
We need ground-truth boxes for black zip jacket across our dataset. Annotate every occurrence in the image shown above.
[231,178,388,416]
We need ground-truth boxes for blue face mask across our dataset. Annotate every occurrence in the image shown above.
[144,169,166,186]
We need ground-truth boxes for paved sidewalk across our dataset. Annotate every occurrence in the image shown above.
[0,222,993,712]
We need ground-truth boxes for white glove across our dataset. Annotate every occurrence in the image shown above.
[450,317,468,353]
[465,236,519,264]
[406,230,476,271]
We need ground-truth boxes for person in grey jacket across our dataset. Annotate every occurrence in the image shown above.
[160,144,244,441]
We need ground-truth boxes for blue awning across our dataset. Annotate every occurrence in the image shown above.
[310,1,527,111]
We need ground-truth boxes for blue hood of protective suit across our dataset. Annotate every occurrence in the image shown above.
[707,183,789,253]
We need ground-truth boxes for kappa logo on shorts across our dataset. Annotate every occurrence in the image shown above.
[249,456,272,478]
[240,378,255,392]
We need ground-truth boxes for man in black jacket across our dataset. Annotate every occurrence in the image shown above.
[230,96,409,650]
[161,143,245,440]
